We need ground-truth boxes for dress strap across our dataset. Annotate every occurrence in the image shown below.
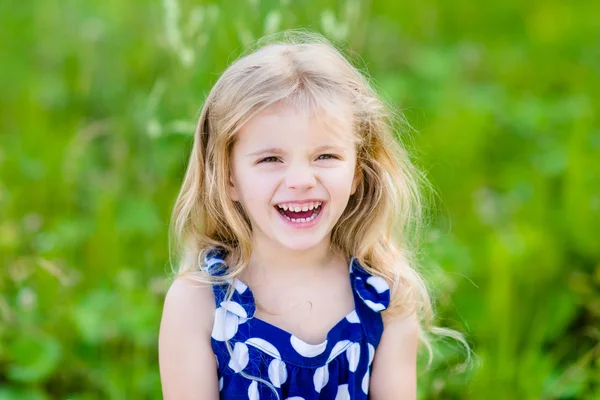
[349,258,391,348]
[202,246,256,319]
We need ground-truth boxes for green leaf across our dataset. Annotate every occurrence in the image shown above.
[6,333,62,383]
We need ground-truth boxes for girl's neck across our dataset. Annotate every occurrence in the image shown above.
[246,236,342,282]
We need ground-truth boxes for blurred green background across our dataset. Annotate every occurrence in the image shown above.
[1,0,599,398]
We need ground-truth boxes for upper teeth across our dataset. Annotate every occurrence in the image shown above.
[277,201,322,211]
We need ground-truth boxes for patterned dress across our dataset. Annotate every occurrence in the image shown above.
[203,246,391,399]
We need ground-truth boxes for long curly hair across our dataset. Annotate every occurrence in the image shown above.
[169,30,470,371]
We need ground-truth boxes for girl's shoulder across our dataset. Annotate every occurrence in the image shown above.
[161,275,216,335]
[159,276,220,397]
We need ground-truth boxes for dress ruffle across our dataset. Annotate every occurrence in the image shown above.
[349,258,391,313]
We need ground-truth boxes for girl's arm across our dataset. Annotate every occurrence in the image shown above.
[159,277,220,400]
[369,312,420,400]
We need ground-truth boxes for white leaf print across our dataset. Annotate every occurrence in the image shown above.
[346,342,361,372]
[362,369,370,394]
[211,307,239,341]
[267,359,287,388]
[233,278,248,293]
[205,258,225,270]
[364,299,386,312]
[290,336,328,358]
[248,380,259,400]
[368,343,375,366]
[313,365,329,393]
[366,276,389,293]
[345,310,360,324]
[326,340,352,363]
[228,342,249,373]
[335,384,350,400]
[220,300,248,319]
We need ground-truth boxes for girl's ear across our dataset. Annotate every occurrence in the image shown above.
[228,174,240,202]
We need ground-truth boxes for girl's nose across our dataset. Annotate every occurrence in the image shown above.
[285,164,317,190]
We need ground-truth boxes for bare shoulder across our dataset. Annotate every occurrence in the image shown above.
[158,275,219,400]
[369,312,420,400]
[161,275,216,328]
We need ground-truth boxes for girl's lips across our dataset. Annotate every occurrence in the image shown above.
[273,202,325,229]
[273,199,326,207]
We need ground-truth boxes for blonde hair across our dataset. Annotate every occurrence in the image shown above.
[169,30,471,382]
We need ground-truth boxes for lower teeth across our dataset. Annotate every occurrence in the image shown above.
[281,208,320,223]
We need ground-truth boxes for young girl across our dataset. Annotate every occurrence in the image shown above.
[159,32,459,399]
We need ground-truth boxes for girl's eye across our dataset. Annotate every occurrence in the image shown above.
[258,156,280,163]
[317,154,338,160]
[258,154,339,163]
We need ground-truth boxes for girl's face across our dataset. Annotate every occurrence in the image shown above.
[228,103,360,253]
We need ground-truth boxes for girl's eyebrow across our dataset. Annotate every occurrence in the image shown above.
[246,147,285,157]
[246,145,345,157]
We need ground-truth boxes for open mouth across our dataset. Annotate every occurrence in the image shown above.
[274,202,324,224]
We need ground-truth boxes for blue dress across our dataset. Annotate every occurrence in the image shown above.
[203,246,391,400]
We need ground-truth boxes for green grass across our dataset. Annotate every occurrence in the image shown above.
[1,0,599,398]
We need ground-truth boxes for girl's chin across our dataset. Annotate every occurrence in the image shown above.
[277,240,328,252]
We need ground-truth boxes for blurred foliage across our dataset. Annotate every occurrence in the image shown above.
[1,0,599,398]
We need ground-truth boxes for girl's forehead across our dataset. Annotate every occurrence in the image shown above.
[235,103,357,148]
